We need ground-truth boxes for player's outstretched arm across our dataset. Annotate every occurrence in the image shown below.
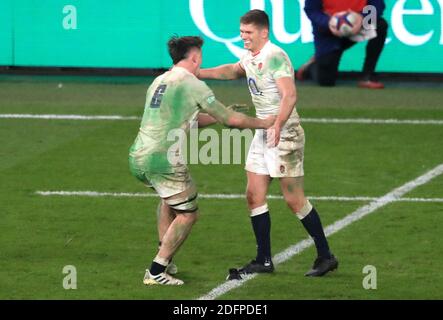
[197,104,251,128]
[227,103,250,114]
[227,112,275,129]
[202,98,274,129]
[197,113,217,127]
[199,63,245,80]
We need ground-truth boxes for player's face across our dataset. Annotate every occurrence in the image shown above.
[240,23,268,54]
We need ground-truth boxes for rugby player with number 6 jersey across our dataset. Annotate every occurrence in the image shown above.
[129,35,275,285]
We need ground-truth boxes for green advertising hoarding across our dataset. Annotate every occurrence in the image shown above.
[0,0,13,65]
[0,0,442,72]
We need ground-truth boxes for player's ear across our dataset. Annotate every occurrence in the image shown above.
[260,27,269,39]
[189,49,199,64]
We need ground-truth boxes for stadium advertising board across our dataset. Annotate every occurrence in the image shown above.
[0,0,441,72]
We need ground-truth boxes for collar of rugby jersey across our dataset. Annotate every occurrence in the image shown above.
[171,66,194,76]
[248,40,272,60]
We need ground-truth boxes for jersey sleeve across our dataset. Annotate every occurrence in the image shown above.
[189,77,216,108]
[189,77,234,125]
[238,54,246,72]
[199,98,233,125]
[269,52,294,79]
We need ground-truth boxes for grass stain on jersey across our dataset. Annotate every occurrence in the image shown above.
[269,54,291,75]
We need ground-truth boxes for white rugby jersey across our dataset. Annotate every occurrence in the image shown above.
[239,41,298,119]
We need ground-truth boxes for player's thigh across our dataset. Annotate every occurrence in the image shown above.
[246,171,271,207]
[245,129,269,176]
[157,199,175,226]
[165,186,198,212]
[148,170,199,214]
[266,121,305,178]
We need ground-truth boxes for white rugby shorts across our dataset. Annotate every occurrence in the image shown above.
[245,119,305,178]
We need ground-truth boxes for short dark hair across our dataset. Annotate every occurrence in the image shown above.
[167,36,204,65]
[240,9,269,29]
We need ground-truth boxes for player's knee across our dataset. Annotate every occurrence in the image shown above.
[286,197,307,214]
[246,188,266,208]
[172,211,199,229]
[182,211,199,225]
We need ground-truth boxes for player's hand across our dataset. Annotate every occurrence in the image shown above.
[227,103,250,114]
[266,123,281,148]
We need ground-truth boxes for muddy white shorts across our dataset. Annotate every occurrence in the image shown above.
[245,119,305,178]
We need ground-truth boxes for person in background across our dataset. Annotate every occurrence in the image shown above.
[297,0,388,88]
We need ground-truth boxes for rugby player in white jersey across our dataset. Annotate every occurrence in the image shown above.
[129,35,275,285]
[199,10,338,277]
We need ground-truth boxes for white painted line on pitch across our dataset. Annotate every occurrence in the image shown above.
[0,114,139,120]
[34,190,443,203]
[2,114,443,125]
[302,118,443,125]
[197,163,443,300]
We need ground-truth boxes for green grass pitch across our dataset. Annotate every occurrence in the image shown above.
[1,76,443,299]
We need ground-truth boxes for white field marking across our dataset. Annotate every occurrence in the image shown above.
[197,163,443,300]
[2,114,443,125]
[0,114,139,120]
[302,118,443,125]
[34,190,443,203]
